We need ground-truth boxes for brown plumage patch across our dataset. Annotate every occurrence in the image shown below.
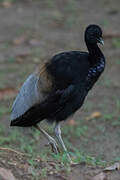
[35,62,53,95]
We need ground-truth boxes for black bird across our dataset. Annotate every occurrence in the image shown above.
[10,24,105,163]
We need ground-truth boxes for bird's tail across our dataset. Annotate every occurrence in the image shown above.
[10,104,45,127]
[10,92,61,127]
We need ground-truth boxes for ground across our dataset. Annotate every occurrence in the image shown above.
[0,0,120,179]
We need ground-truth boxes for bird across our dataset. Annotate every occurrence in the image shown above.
[10,24,105,163]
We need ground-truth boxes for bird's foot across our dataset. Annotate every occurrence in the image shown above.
[65,154,78,165]
[48,137,60,154]
[66,157,77,165]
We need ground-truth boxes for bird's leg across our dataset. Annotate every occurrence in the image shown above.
[54,123,73,164]
[34,124,59,154]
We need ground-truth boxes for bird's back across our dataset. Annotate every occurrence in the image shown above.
[47,51,90,89]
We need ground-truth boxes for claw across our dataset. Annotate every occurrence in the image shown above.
[49,142,58,154]
[48,138,60,154]
[34,125,60,154]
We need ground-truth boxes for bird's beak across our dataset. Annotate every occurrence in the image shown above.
[97,37,104,45]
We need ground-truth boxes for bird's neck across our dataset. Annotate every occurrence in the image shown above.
[86,42,104,64]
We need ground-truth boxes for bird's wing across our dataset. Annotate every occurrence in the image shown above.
[10,84,76,127]
[11,61,54,121]
[11,73,42,120]
[56,84,75,105]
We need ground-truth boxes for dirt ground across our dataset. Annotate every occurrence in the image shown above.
[0,0,120,179]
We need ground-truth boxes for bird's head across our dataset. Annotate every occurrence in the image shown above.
[85,24,104,45]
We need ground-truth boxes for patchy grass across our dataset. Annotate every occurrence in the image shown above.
[112,38,120,48]
[0,106,11,116]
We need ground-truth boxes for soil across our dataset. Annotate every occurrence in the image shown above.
[0,0,120,179]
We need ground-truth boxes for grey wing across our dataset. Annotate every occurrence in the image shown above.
[11,73,43,120]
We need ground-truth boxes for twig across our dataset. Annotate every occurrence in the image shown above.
[0,147,30,157]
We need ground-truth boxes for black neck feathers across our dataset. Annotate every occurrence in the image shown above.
[84,24,105,64]
[84,25,105,90]
[86,43,104,62]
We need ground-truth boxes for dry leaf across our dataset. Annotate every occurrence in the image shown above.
[13,36,26,45]
[67,119,77,126]
[16,57,23,64]
[103,162,120,171]
[86,112,101,121]
[93,172,107,180]
[0,168,17,180]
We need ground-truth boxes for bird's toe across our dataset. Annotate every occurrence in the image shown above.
[48,137,60,154]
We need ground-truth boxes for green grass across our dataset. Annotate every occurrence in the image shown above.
[103,113,115,121]
[51,149,107,167]
[0,93,119,174]
[40,167,47,178]
[73,150,107,166]
[7,57,16,63]
[115,59,120,65]
[0,106,11,116]
[111,117,120,126]
[112,38,120,48]
[63,125,88,138]
[0,118,106,167]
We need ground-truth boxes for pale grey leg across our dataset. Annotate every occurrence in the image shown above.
[34,124,59,154]
[54,123,72,163]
